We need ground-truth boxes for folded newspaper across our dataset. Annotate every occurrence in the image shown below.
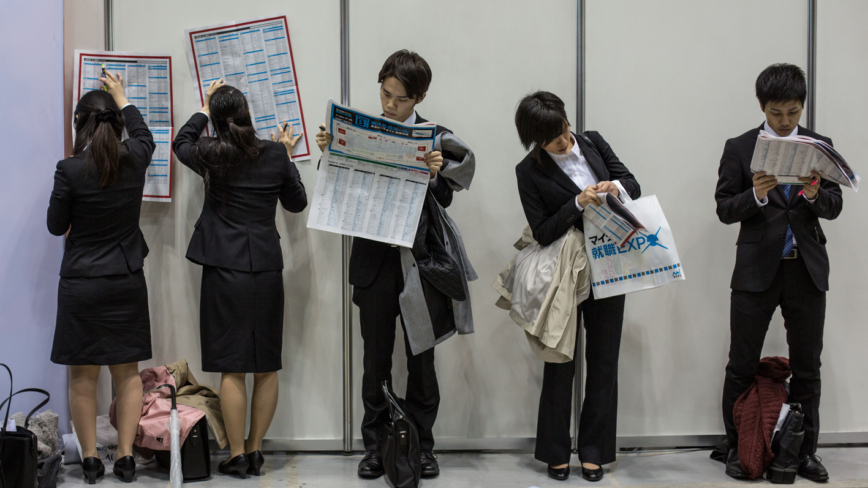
[583,193,644,247]
[750,130,860,191]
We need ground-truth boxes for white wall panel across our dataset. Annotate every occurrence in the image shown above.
[583,0,867,439]
[815,0,868,435]
[348,0,576,443]
[112,1,343,442]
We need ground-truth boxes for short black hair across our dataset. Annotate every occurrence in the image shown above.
[515,91,570,150]
[378,50,432,100]
[756,63,807,109]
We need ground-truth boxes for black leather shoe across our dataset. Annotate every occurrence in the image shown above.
[547,464,570,481]
[798,454,829,482]
[82,456,105,484]
[725,448,750,480]
[112,455,136,483]
[581,464,604,482]
[246,450,265,476]
[421,450,440,478]
[358,450,384,479]
[218,453,250,479]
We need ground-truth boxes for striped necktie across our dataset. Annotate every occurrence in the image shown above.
[782,185,794,258]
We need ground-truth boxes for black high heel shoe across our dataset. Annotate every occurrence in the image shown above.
[82,456,105,484]
[246,450,265,476]
[581,463,604,482]
[113,455,136,483]
[219,453,250,479]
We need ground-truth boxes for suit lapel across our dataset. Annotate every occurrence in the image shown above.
[573,132,608,182]
[537,150,581,194]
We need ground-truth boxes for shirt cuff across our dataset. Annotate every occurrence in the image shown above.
[197,111,210,120]
[803,194,817,203]
[753,187,769,207]
[121,103,133,110]
[612,179,631,203]
[575,196,584,211]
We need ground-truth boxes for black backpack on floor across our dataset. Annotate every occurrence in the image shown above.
[381,381,421,488]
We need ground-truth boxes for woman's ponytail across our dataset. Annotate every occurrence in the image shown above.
[91,108,121,187]
[194,85,261,195]
[72,91,125,187]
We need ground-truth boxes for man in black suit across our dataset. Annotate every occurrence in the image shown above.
[316,50,469,480]
[715,63,843,482]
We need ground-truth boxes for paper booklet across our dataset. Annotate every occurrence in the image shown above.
[583,193,645,247]
[750,130,860,191]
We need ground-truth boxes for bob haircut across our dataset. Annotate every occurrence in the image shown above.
[515,91,570,151]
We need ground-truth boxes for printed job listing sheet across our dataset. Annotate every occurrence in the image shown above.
[185,15,310,161]
[307,100,437,247]
[73,50,174,202]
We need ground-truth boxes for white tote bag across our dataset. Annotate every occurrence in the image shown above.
[583,194,685,299]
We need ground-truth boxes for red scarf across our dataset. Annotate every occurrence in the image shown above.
[733,356,791,479]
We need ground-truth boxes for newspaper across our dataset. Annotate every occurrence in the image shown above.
[72,50,174,202]
[583,193,644,247]
[184,15,310,161]
[750,130,860,191]
[306,100,436,247]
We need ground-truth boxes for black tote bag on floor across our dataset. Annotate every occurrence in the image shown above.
[0,364,49,488]
[381,381,421,488]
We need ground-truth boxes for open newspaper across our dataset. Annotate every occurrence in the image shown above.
[583,193,644,247]
[750,130,860,191]
[306,100,437,247]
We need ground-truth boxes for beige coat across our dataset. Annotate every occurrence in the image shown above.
[166,359,228,448]
[493,226,590,363]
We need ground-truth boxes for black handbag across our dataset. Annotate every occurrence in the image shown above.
[154,416,211,482]
[0,364,49,488]
[381,381,421,488]
[766,403,805,484]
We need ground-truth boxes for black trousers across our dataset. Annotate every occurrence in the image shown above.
[354,247,440,451]
[723,256,825,455]
[535,290,625,466]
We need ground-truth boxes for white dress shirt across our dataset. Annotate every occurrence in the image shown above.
[545,135,622,210]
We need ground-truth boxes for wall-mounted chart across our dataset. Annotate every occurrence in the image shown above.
[185,15,311,161]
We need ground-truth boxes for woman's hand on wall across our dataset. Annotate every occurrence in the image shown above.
[272,121,303,160]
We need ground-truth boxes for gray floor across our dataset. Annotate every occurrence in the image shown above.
[57,447,868,487]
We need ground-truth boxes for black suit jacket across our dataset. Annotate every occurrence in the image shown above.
[48,105,155,278]
[715,124,842,292]
[173,113,307,272]
[348,114,455,288]
[516,131,641,247]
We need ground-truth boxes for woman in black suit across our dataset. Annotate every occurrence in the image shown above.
[173,79,307,478]
[47,72,155,484]
[514,92,641,482]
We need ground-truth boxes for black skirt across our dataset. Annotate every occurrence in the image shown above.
[51,270,152,366]
[200,266,284,373]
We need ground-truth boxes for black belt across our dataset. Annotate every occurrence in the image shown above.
[782,247,799,260]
